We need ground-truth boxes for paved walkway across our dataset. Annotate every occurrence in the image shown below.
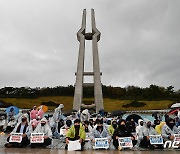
[0,134,180,154]
[0,149,179,154]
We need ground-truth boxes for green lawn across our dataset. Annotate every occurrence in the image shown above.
[0,96,174,111]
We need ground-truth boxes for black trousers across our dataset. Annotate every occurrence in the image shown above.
[113,138,137,149]
[7,136,30,148]
[31,138,52,148]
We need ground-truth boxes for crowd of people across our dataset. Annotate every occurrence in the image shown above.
[0,104,180,150]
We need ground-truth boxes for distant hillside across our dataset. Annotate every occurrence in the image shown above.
[0,96,174,111]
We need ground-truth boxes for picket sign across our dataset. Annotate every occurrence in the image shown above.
[9,133,23,143]
[174,134,180,141]
[60,129,68,136]
[118,137,133,148]
[30,133,44,143]
[149,135,163,145]
[95,138,109,149]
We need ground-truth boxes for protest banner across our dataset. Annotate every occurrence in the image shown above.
[149,135,163,145]
[118,137,133,148]
[174,134,180,141]
[68,140,81,151]
[30,133,44,143]
[9,133,23,143]
[95,138,109,149]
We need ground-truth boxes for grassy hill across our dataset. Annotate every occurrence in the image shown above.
[0,96,174,111]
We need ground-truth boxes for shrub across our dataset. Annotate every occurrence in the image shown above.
[41,101,59,107]
[122,100,146,108]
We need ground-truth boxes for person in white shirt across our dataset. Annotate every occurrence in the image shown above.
[5,115,30,148]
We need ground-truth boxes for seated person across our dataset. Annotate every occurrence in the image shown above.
[52,119,65,139]
[113,119,136,150]
[65,119,85,150]
[5,117,17,133]
[29,119,38,132]
[162,118,179,141]
[84,120,93,133]
[31,117,52,148]
[138,120,163,149]
[126,119,136,133]
[0,116,6,132]
[89,119,94,128]
[136,119,144,136]
[64,119,72,129]
[91,119,111,145]
[108,120,117,136]
[7,108,15,122]
[5,115,30,148]
[155,122,166,135]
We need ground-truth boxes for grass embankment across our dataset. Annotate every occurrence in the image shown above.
[0,96,174,111]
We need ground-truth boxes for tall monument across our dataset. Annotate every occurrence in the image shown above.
[73,9,104,113]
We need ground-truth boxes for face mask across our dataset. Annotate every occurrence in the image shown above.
[168,123,175,129]
[140,122,144,126]
[97,126,103,130]
[112,124,117,129]
[41,123,46,127]
[119,125,126,130]
[147,124,151,128]
[21,118,26,122]
[74,125,80,129]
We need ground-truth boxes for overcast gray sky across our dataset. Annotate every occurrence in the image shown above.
[0,0,180,90]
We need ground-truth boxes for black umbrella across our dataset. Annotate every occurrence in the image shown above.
[71,109,78,113]
[126,114,142,124]
[152,112,159,117]
[111,110,126,116]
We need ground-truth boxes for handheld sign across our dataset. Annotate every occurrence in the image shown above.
[95,138,109,149]
[174,134,180,141]
[60,129,67,136]
[149,135,163,145]
[118,137,133,148]
[68,140,81,151]
[9,133,23,143]
[30,133,44,143]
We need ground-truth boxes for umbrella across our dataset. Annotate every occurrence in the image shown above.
[111,110,126,116]
[152,112,159,117]
[37,105,48,112]
[71,109,78,113]
[126,114,142,124]
[168,108,180,115]
[170,103,180,108]
[5,106,19,115]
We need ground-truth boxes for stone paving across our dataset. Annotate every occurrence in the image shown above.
[0,134,180,153]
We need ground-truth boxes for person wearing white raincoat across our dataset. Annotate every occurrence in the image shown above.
[136,119,144,136]
[53,104,64,122]
[0,116,6,132]
[80,109,90,123]
[138,119,163,149]
[31,117,52,148]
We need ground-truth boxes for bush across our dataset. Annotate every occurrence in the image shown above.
[122,100,146,108]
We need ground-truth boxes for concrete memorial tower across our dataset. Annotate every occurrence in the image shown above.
[73,9,104,113]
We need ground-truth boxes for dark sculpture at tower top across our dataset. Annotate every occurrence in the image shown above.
[73,9,104,113]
